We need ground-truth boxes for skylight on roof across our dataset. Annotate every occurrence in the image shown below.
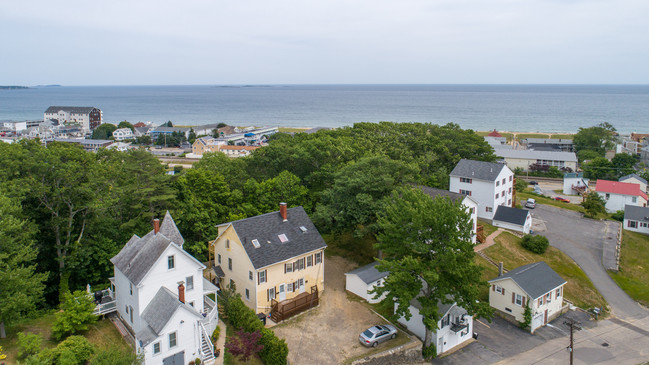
[278,234,288,243]
[252,239,260,248]
[299,226,307,233]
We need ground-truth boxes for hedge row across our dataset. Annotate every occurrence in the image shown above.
[221,291,288,365]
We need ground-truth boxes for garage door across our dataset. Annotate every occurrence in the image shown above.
[162,351,184,365]
[531,312,544,332]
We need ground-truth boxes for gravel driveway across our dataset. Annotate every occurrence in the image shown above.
[527,204,647,320]
[272,256,402,365]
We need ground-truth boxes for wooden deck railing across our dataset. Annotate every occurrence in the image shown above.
[270,286,319,322]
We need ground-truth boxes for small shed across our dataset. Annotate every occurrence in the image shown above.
[345,262,388,303]
[492,206,532,234]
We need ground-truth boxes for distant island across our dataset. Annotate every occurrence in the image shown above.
[0,85,29,89]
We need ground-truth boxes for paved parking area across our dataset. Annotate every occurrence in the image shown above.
[433,310,593,364]
[526,204,646,320]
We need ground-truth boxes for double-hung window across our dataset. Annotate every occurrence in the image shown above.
[169,332,177,348]
[186,276,194,290]
[515,294,523,306]
[228,258,232,270]
[167,255,175,269]
[258,270,267,284]
[315,252,323,264]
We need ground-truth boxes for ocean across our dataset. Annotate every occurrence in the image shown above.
[1,84,648,133]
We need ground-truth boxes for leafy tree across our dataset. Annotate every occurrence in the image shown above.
[514,178,528,192]
[17,332,43,359]
[91,123,117,140]
[574,122,617,160]
[611,153,637,178]
[611,210,625,222]
[217,122,227,128]
[134,135,152,145]
[225,329,264,362]
[372,187,492,358]
[52,335,94,365]
[521,235,549,254]
[313,156,417,237]
[164,121,173,127]
[51,290,98,340]
[243,171,309,215]
[582,157,615,180]
[0,194,47,338]
[117,121,135,132]
[188,128,197,144]
[582,192,607,218]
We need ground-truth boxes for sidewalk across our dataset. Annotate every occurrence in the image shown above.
[211,318,227,365]
[495,316,649,364]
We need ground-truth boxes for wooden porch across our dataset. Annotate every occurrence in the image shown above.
[270,285,319,323]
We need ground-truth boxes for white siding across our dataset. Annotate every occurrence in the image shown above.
[450,166,514,220]
[599,192,647,213]
[623,218,649,235]
[114,267,142,332]
[138,308,202,365]
[492,213,532,234]
[345,275,386,304]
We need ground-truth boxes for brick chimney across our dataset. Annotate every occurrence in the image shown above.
[279,202,287,221]
[178,281,185,303]
[153,218,160,234]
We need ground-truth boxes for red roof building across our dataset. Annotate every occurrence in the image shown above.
[595,179,648,212]
[487,129,503,137]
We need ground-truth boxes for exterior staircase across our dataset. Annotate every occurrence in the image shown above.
[200,323,215,363]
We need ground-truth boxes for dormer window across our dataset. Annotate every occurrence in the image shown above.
[168,255,175,269]
[278,234,288,243]
[252,239,260,248]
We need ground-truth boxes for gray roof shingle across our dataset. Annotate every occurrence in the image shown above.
[111,213,187,285]
[489,262,566,299]
[45,106,98,114]
[346,262,389,284]
[136,287,201,346]
[493,206,530,226]
[226,206,327,270]
[450,159,508,181]
[624,205,649,222]
[619,174,648,185]
[418,186,465,203]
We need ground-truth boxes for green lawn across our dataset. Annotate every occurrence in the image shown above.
[609,231,649,307]
[482,232,607,310]
[475,255,500,302]
[517,191,588,215]
[278,127,309,133]
[0,314,131,365]
[479,219,498,238]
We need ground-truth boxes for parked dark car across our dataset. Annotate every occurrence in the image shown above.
[359,325,398,347]
[529,181,538,185]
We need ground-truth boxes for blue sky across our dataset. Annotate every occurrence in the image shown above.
[1,0,648,85]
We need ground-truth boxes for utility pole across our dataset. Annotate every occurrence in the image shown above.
[564,318,582,365]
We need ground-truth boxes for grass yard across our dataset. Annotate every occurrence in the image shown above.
[322,232,377,266]
[475,255,500,302]
[479,219,498,238]
[0,314,131,365]
[482,232,607,310]
[278,127,309,133]
[609,231,649,307]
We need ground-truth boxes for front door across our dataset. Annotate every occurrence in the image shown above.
[298,278,305,293]
[438,336,444,354]
[279,284,286,301]
[162,351,184,365]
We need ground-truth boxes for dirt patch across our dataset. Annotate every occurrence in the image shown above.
[272,256,402,365]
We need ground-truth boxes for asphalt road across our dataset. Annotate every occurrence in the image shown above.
[527,204,647,320]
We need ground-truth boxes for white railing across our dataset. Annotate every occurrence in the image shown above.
[202,295,218,334]
[199,322,215,361]
[91,288,117,315]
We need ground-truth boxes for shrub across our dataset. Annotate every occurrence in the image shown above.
[519,303,532,330]
[422,342,436,359]
[225,329,264,362]
[17,332,42,359]
[521,234,549,254]
[211,325,221,343]
[222,293,288,365]
[42,335,95,365]
[52,290,98,340]
[611,210,624,222]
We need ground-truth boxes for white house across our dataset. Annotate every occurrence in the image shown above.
[488,262,566,333]
[418,186,479,244]
[595,179,648,213]
[492,206,532,234]
[449,159,515,220]
[563,172,589,195]
[619,174,648,193]
[345,262,388,304]
[109,212,219,365]
[113,127,135,141]
[44,106,102,131]
[623,205,649,235]
[396,298,474,355]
